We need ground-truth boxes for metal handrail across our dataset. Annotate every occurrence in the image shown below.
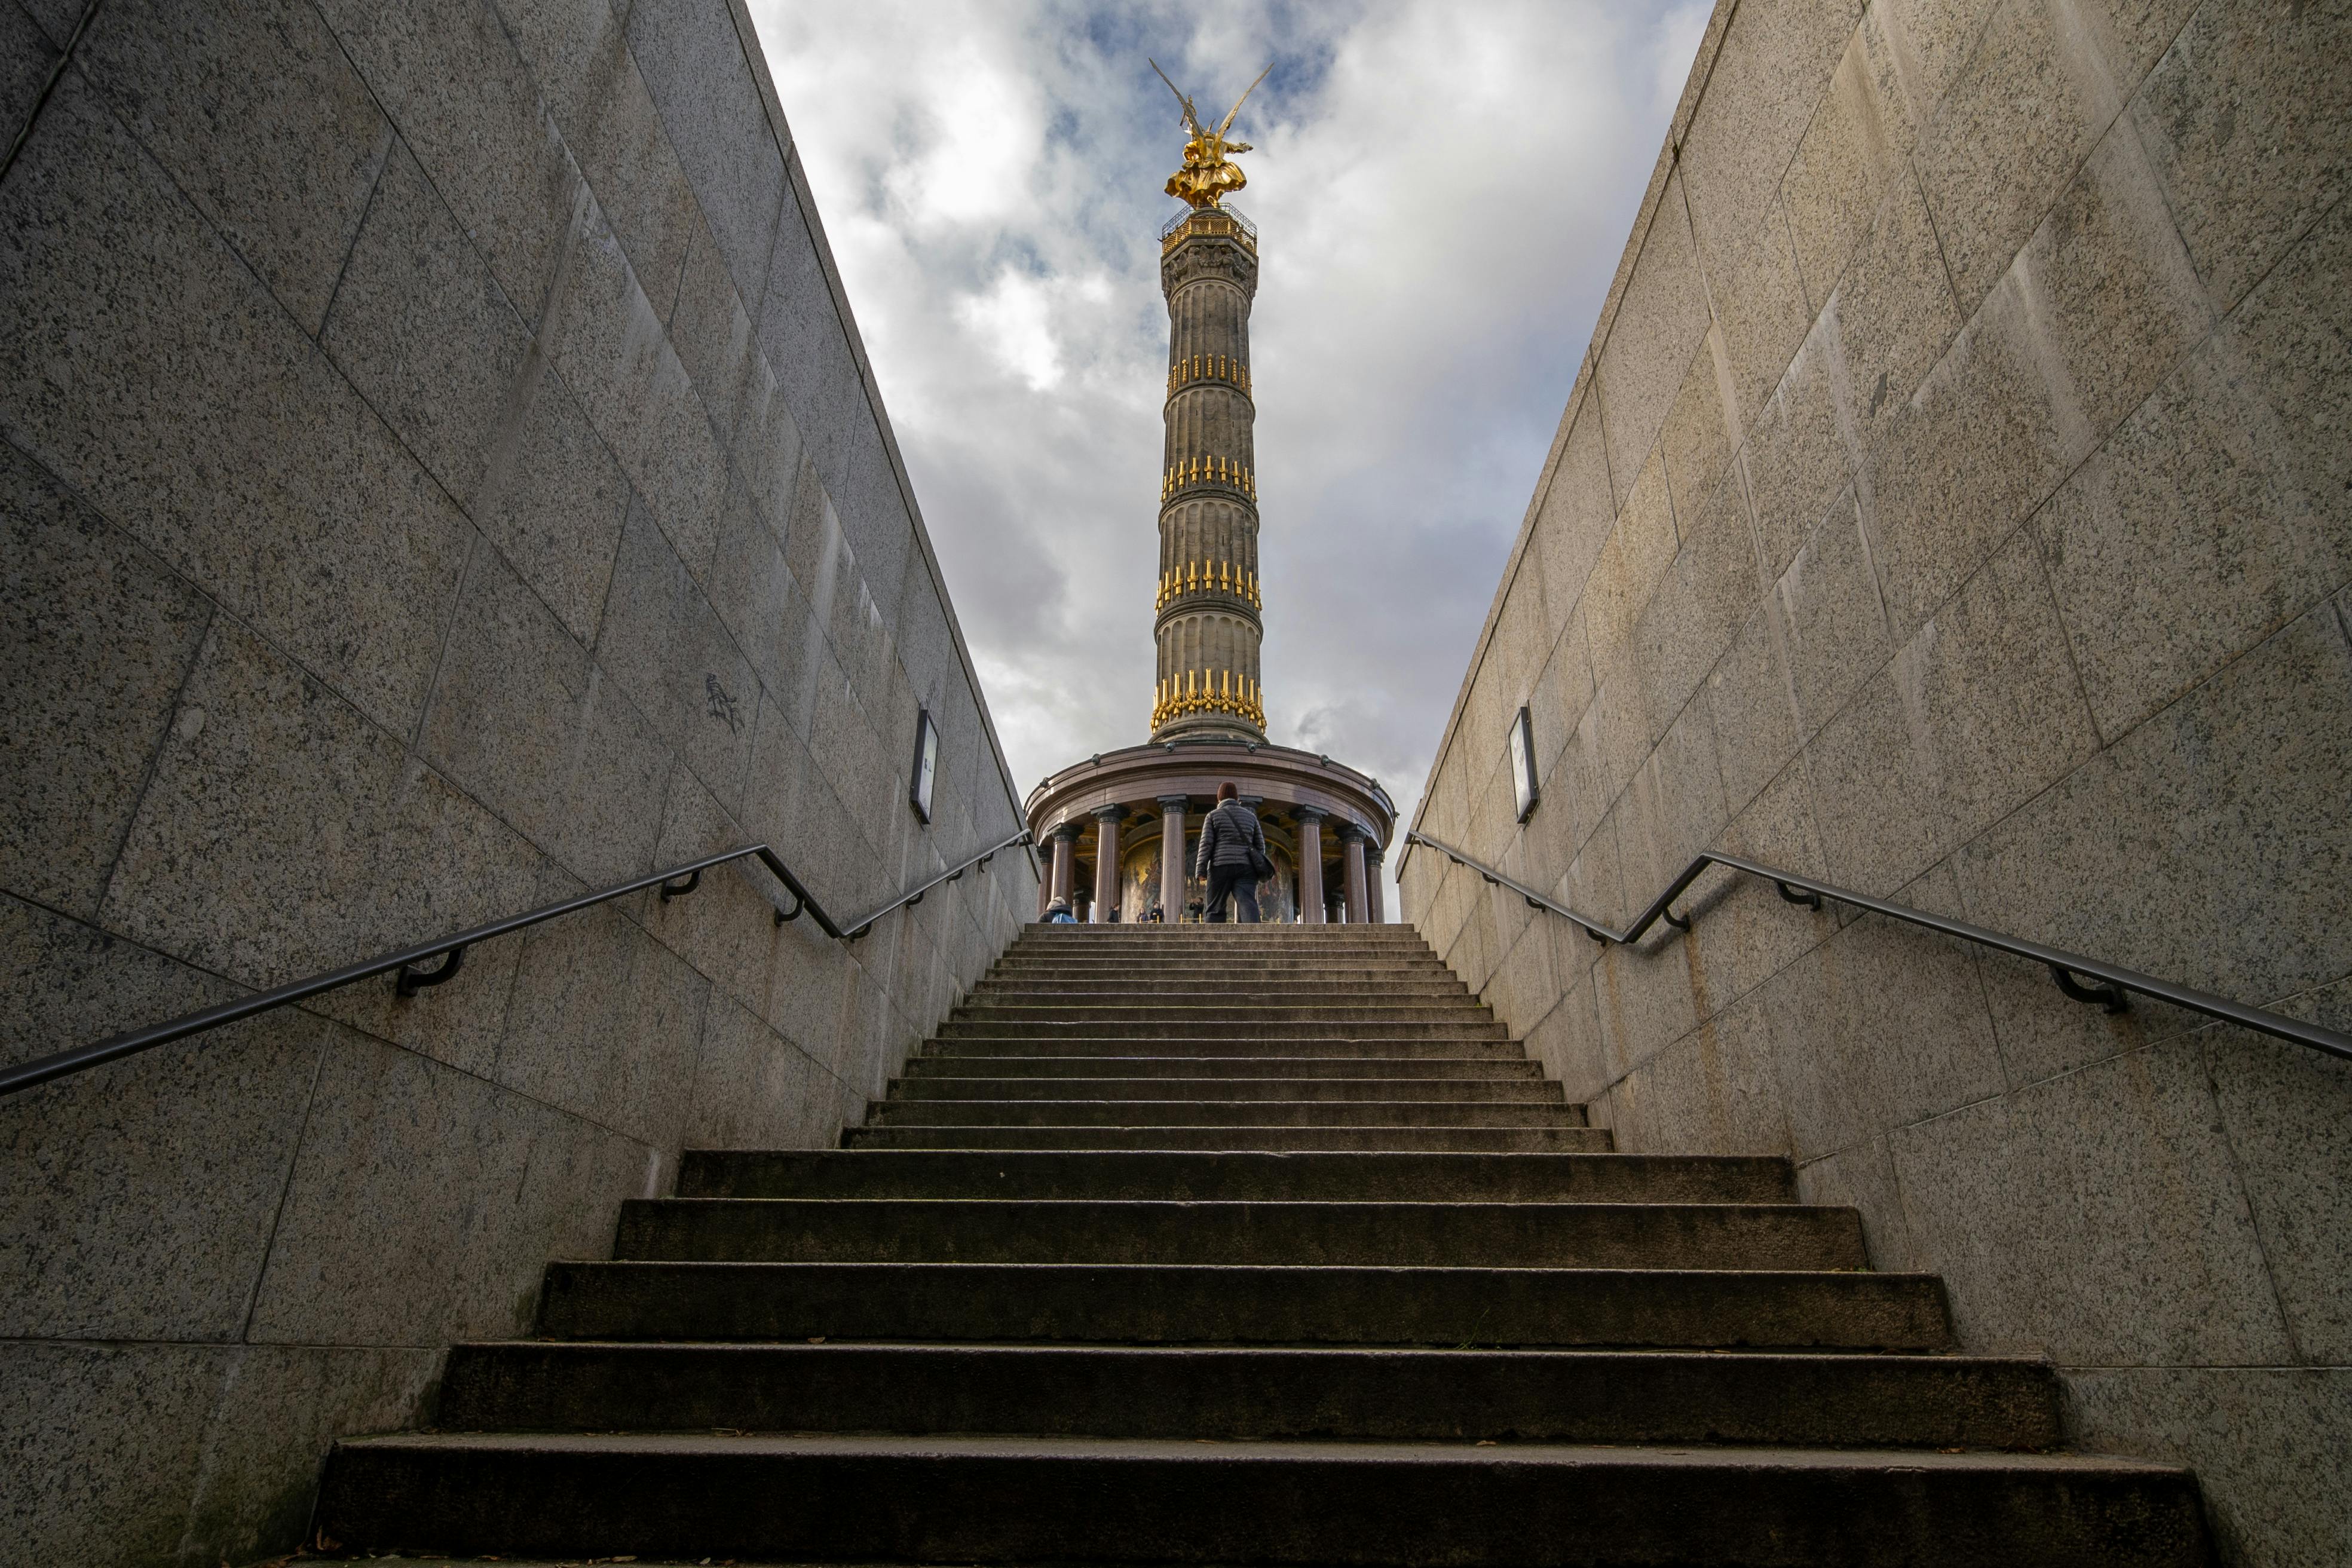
[0,827,1034,1099]
[1404,829,2351,1065]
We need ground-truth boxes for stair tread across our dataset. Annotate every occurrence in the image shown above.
[340,1428,2179,1475]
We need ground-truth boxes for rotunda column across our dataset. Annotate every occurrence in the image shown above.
[1157,795,1189,921]
[1293,806,1327,924]
[1091,806,1123,923]
[1365,844,1386,924]
[1339,822,1370,926]
[1049,822,1080,911]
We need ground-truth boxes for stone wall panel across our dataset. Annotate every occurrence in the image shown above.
[2204,997,2352,1365]
[1405,0,2352,1497]
[1780,8,1922,312]
[76,0,391,339]
[1773,486,1892,745]
[0,78,477,737]
[424,546,674,887]
[1738,316,1856,579]
[1769,870,2004,1161]
[0,900,324,1343]
[2130,0,2352,313]
[0,1342,224,1568]
[1591,181,1714,506]
[626,0,789,311]
[1,5,1034,1558]
[316,0,580,324]
[0,443,212,918]
[174,1345,443,1567]
[1911,0,2118,316]
[1891,1036,2293,1364]
[246,1029,654,1348]
[0,3,57,151]
[1805,529,2097,893]
[102,619,546,988]
[495,883,712,1149]
[1676,0,1860,416]
[323,140,534,503]
[2065,1366,2352,1568]
[1793,1134,1919,1272]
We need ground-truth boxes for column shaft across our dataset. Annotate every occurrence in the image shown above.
[1341,829,1370,925]
[1158,797,1189,922]
[1091,808,1122,923]
[1295,811,1325,924]
[1049,826,1078,909]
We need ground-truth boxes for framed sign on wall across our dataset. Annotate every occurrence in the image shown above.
[1508,705,1539,822]
[909,709,939,823]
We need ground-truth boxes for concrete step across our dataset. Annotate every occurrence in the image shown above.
[675,1150,1796,1203]
[938,1018,1510,1040]
[1015,929,1432,942]
[988,959,1460,976]
[899,1054,1544,1080]
[863,1098,1583,1128]
[535,1261,1956,1349]
[917,1034,1532,1058]
[610,1198,1868,1270]
[842,1124,1615,1152]
[953,1003,1494,1024]
[1007,944,1443,960]
[883,1075,1567,1104]
[316,1432,2208,1566]
[968,984,1477,1003]
[436,1342,2063,1449]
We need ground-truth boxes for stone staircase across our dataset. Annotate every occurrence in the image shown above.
[316,924,2213,1565]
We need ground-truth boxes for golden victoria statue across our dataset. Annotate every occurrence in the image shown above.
[1150,59,1271,210]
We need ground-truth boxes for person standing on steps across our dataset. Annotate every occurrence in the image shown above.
[1194,782,1269,924]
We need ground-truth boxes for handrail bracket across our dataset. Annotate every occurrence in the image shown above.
[2050,964,2130,1015]
[1775,880,1824,911]
[395,946,466,997]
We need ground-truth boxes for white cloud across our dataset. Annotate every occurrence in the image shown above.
[956,267,1067,391]
[748,0,1699,905]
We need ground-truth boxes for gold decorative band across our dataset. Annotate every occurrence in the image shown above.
[1166,354,1251,396]
[1151,668,1265,730]
[1156,561,1261,611]
[1162,457,1256,501]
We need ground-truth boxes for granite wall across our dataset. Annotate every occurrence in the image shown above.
[0,2,1036,1563]
[1401,1,2349,1562]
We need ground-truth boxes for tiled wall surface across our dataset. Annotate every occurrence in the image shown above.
[1401,1,2349,1561]
[0,2,1036,1563]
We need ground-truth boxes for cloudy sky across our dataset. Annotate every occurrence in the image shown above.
[745,0,1708,895]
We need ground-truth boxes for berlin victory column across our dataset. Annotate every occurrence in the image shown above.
[1024,64,1395,925]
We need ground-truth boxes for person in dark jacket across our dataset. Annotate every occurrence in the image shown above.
[1193,782,1266,924]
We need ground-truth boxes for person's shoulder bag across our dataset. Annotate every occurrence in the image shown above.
[1243,808,1275,881]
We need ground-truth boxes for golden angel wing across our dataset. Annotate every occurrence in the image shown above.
[1214,63,1273,138]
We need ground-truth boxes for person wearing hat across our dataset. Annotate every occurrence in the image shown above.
[1044,896,1077,923]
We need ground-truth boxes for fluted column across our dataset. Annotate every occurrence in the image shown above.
[1157,795,1189,922]
[1151,207,1264,743]
[1091,806,1123,923]
[1294,806,1325,925]
[1339,822,1370,926]
[1049,822,1080,909]
[1365,844,1386,924]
